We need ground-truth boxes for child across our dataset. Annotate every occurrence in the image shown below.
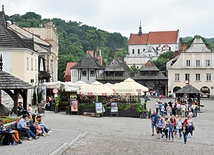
[162,118,169,140]
[156,116,164,139]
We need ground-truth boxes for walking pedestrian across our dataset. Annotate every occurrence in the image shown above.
[182,118,189,144]
[150,111,158,136]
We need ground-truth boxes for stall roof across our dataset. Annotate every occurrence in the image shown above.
[175,84,202,94]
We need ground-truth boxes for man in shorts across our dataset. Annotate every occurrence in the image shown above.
[150,111,158,136]
[156,116,164,139]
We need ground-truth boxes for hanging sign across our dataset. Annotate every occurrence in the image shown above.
[53,88,58,94]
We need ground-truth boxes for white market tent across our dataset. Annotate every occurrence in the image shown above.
[43,81,80,92]
[74,80,89,89]
[114,78,148,96]
[77,81,113,101]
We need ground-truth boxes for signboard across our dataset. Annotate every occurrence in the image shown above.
[70,99,78,112]
[53,88,58,94]
[95,102,103,114]
[110,102,118,113]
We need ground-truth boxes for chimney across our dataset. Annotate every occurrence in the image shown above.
[86,50,94,57]
[97,56,103,66]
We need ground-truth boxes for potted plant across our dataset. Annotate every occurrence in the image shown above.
[66,105,71,114]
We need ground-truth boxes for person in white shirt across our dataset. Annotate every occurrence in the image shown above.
[27,104,33,115]
[181,104,186,117]
[176,102,181,116]
[155,101,159,114]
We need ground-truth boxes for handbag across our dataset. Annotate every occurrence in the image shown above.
[192,126,195,131]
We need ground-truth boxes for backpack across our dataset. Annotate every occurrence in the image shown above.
[2,135,10,145]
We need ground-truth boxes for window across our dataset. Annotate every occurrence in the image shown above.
[138,49,140,54]
[175,74,179,81]
[31,58,33,70]
[185,73,190,81]
[132,49,134,54]
[90,70,95,77]
[27,57,29,70]
[115,71,123,76]
[196,74,200,81]
[72,71,77,77]
[82,70,87,77]
[186,60,190,66]
[196,60,200,67]
[206,60,211,66]
[35,59,37,71]
[206,73,211,81]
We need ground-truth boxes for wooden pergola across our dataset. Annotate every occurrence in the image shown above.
[0,55,33,115]
[175,84,202,109]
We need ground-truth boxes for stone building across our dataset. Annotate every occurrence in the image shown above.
[167,36,214,98]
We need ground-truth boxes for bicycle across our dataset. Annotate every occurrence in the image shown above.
[140,111,149,119]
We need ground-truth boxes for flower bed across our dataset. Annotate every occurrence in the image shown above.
[0,116,19,124]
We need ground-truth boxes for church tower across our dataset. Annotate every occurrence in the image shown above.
[138,22,142,36]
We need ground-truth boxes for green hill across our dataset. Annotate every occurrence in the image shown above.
[5,12,214,81]
[6,12,128,81]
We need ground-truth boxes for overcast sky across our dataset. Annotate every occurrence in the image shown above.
[1,0,214,38]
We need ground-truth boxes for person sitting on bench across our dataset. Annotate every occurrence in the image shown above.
[17,102,30,117]
[0,118,18,145]
[17,114,39,141]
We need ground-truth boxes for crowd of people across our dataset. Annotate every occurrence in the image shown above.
[151,98,197,144]
[0,102,51,146]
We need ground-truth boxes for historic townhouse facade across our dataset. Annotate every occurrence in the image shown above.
[8,23,52,83]
[124,24,179,68]
[24,22,59,82]
[167,37,214,98]
[0,9,39,103]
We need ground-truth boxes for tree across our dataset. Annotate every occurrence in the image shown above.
[114,48,128,60]
[130,64,139,72]
[153,51,174,71]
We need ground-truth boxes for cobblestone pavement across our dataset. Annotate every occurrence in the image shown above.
[1,98,214,155]
[61,99,214,155]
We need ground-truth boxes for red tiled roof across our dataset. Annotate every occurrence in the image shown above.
[128,33,149,44]
[64,62,77,81]
[129,30,179,45]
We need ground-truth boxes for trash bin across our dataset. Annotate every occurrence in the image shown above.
[50,102,55,111]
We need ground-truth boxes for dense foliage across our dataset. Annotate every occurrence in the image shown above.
[152,51,174,71]
[6,12,128,81]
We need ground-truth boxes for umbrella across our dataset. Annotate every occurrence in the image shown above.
[75,81,89,89]
[63,81,80,92]
[104,82,114,88]
[43,81,80,91]
[114,78,148,96]
[77,81,113,101]
[43,81,63,89]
